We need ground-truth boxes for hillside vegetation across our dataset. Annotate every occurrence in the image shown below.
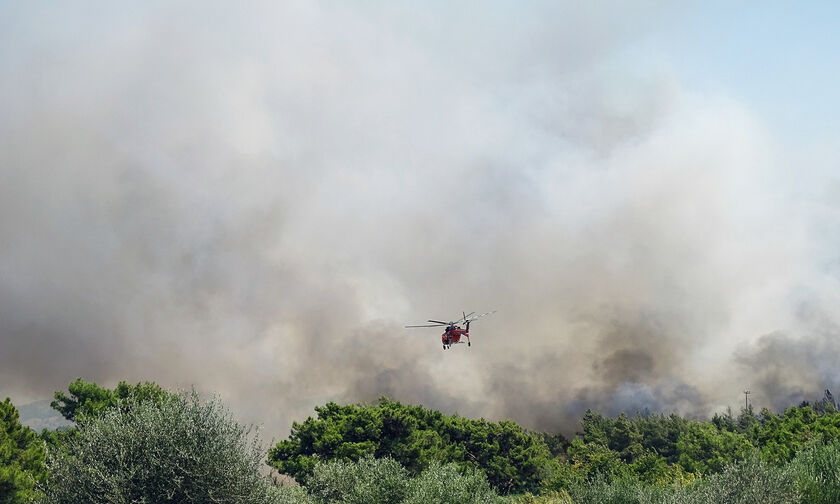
[3,379,840,503]
[268,398,553,494]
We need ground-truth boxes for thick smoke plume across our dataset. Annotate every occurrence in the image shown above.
[1,2,839,437]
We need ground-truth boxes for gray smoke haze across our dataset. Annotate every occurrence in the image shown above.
[2,2,839,438]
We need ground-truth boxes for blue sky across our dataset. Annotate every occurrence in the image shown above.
[637,2,839,146]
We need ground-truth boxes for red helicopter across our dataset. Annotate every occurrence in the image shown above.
[405,311,495,350]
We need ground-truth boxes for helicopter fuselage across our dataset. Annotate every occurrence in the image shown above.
[441,322,470,349]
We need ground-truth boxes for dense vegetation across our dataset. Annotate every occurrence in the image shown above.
[40,391,298,504]
[267,398,554,494]
[4,379,840,503]
[49,378,169,422]
[0,399,46,504]
[267,393,840,496]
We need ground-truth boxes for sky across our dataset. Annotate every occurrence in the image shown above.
[1,1,839,439]
[644,2,839,146]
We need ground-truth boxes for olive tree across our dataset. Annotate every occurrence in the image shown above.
[39,390,305,504]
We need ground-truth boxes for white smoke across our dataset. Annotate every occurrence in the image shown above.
[1,2,838,437]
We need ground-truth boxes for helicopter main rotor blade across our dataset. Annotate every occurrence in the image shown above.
[405,323,448,328]
[427,320,450,325]
[465,310,497,323]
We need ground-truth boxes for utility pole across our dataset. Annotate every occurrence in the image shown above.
[744,390,751,411]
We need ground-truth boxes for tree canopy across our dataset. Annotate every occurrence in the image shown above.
[39,391,294,504]
[270,392,840,497]
[9,377,840,502]
[50,378,170,421]
[0,398,47,504]
[268,397,555,494]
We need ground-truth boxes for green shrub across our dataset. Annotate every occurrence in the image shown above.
[790,441,840,504]
[38,391,288,504]
[302,457,501,504]
[509,490,574,504]
[567,439,631,483]
[403,461,503,504]
[271,486,317,504]
[685,453,798,504]
[566,476,678,504]
[535,453,799,504]
[538,459,584,494]
[306,457,409,504]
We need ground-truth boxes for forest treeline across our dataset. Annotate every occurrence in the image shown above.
[3,378,840,503]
